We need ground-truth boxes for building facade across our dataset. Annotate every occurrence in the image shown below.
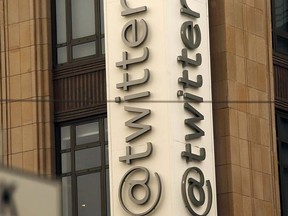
[0,0,286,215]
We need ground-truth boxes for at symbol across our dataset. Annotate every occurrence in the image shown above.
[118,166,162,216]
[181,167,212,216]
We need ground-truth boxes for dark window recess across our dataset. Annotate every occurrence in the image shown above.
[276,110,288,216]
[272,0,288,57]
[56,117,109,216]
[53,0,105,66]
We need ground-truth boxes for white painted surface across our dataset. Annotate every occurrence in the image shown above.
[105,0,217,215]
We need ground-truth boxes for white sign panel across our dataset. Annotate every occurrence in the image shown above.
[0,167,61,216]
[105,0,217,215]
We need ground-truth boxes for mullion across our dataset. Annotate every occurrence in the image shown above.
[70,125,77,216]
[95,0,101,56]
[66,0,73,63]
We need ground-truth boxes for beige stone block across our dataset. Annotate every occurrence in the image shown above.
[239,139,250,168]
[254,199,266,216]
[260,118,270,147]
[228,108,239,137]
[210,52,227,82]
[213,108,229,137]
[236,82,248,112]
[261,146,271,174]
[256,36,266,65]
[8,0,19,24]
[212,81,228,109]
[215,136,228,165]
[216,165,230,193]
[22,124,35,151]
[252,171,264,200]
[235,28,244,57]
[38,148,53,175]
[232,193,243,216]
[251,143,262,172]
[234,1,244,29]
[11,152,23,169]
[245,5,256,34]
[245,32,257,61]
[238,111,248,139]
[217,193,233,216]
[227,136,240,165]
[247,59,258,89]
[224,0,235,26]
[9,50,21,76]
[21,72,33,99]
[21,101,33,125]
[258,92,269,120]
[19,0,30,21]
[8,24,20,50]
[254,9,265,37]
[228,82,237,109]
[225,25,236,54]
[9,75,21,99]
[23,150,34,173]
[209,0,225,26]
[262,173,272,202]
[11,126,22,153]
[241,167,251,196]
[254,0,265,11]
[242,196,253,216]
[245,0,254,7]
[231,165,242,193]
[248,115,261,143]
[256,63,267,92]
[226,53,236,81]
[210,25,226,53]
[10,102,22,127]
[20,21,31,47]
[248,88,259,116]
[236,56,245,84]
[20,46,32,73]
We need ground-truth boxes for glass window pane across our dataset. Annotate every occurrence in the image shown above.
[71,0,95,39]
[280,117,288,141]
[62,176,72,216]
[57,46,67,64]
[61,126,70,150]
[77,173,101,216]
[62,152,71,173]
[75,147,101,171]
[76,122,99,145]
[73,42,96,59]
[56,0,67,44]
[282,143,288,166]
[276,35,288,55]
[105,145,109,165]
[274,0,288,31]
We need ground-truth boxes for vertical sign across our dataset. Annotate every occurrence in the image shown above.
[105,0,217,215]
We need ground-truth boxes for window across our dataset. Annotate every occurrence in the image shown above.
[56,117,109,216]
[276,110,288,216]
[272,0,288,56]
[53,0,105,65]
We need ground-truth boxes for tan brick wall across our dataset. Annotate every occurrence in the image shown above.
[0,0,54,176]
[209,0,281,215]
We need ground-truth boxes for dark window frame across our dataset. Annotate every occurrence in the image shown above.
[55,115,109,216]
[276,109,288,216]
[51,0,105,68]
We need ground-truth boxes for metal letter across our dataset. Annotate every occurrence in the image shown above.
[178,70,203,89]
[121,0,147,16]
[122,19,148,48]
[119,142,153,164]
[177,90,203,103]
[184,102,205,140]
[180,0,200,18]
[178,48,202,67]
[125,106,152,142]
[116,47,149,70]
[181,21,201,49]
[0,182,18,216]
[181,167,212,216]
[117,69,150,91]
[181,144,206,162]
[124,92,150,101]
[119,167,162,216]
